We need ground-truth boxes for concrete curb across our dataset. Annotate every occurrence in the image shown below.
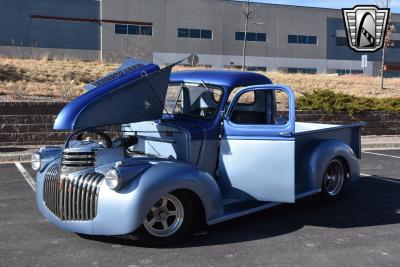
[361,143,400,150]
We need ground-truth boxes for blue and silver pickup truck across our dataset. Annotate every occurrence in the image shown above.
[32,59,364,245]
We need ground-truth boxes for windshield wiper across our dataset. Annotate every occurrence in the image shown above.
[200,80,211,93]
[201,80,222,97]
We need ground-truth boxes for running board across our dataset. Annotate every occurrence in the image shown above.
[207,189,321,225]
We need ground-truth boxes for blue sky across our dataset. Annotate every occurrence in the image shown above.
[245,0,400,13]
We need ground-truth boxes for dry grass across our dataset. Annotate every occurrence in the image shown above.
[0,57,118,101]
[265,71,400,98]
[1,57,400,101]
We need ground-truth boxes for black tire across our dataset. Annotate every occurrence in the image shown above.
[135,190,195,246]
[320,158,347,201]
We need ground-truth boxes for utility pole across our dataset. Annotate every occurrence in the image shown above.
[380,48,386,89]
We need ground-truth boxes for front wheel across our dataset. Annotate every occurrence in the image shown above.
[320,158,347,201]
[136,191,194,246]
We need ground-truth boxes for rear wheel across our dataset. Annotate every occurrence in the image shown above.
[136,191,194,246]
[320,158,347,201]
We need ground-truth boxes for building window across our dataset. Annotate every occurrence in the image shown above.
[308,36,317,44]
[235,31,267,42]
[257,33,267,42]
[336,69,363,75]
[115,24,152,36]
[201,29,212,39]
[392,40,400,48]
[235,32,245,41]
[141,26,152,35]
[298,35,307,44]
[336,69,349,75]
[177,28,213,39]
[189,29,201,38]
[288,35,317,45]
[336,37,347,46]
[287,68,317,74]
[128,25,139,35]
[288,35,297,43]
[384,71,400,78]
[391,22,400,30]
[248,32,257,41]
[115,24,127,34]
[246,66,267,72]
[178,28,189,38]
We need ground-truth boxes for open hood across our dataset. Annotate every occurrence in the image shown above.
[54,59,172,130]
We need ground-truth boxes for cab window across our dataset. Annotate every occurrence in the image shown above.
[229,89,289,125]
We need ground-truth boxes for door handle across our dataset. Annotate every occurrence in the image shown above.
[279,132,293,137]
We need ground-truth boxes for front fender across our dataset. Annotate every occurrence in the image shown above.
[94,161,224,234]
[297,139,360,191]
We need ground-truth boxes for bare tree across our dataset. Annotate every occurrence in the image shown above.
[120,35,151,60]
[101,23,151,62]
[376,0,392,9]
[376,0,395,89]
[232,0,260,71]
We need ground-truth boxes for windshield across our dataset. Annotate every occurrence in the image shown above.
[164,83,223,119]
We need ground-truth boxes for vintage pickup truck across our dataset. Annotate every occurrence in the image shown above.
[32,59,364,245]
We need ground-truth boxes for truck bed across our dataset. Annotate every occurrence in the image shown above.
[295,121,364,159]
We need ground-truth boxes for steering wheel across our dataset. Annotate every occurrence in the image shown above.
[64,129,112,149]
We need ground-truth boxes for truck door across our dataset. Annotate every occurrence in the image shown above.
[219,85,296,202]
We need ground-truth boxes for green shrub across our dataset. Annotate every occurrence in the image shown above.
[296,90,400,114]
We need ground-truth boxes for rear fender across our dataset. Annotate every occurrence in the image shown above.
[298,139,360,191]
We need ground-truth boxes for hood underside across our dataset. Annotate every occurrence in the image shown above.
[54,59,172,131]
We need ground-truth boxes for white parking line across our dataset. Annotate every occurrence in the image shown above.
[361,172,400,184]
[14,162,36,192]
[362,151,400,159]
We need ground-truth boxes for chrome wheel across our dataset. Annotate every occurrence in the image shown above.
[323,159,345,196]
[143,194,184,237]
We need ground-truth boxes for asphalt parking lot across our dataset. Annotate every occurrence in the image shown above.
[1,150,399,267]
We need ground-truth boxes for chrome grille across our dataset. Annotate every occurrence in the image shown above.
[43,164,104,221]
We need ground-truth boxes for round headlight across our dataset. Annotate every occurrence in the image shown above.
[31,152,42,171]
[105,168,121,190]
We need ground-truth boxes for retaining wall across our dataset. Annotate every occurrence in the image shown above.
[0,102,398,147]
